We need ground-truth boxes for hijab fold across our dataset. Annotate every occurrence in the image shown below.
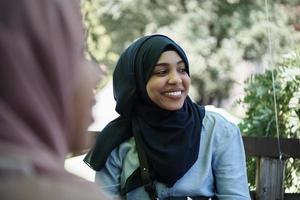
[84,35,205,186]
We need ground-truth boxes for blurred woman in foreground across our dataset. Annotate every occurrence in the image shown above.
[0,0,111,199]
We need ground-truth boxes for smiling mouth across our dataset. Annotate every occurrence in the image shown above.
[164,91,182,97]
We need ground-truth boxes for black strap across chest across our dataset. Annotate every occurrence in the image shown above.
[120,106,216,200]
[130,122,158,200]
[120,122,217,200]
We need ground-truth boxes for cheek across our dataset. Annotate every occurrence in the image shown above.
[183,76,191,93]
[146,79,161,100]
[146,82,154,101]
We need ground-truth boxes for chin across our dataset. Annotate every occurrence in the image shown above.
[163,104,184,111]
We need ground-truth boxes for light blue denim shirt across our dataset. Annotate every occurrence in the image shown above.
[95,111,251,200]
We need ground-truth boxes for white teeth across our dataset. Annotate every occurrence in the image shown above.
[165,91,182,96]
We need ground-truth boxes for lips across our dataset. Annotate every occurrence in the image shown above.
[164,91,182,96]
[162,89,184,99]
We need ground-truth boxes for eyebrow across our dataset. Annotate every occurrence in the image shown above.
[155,60,185,67]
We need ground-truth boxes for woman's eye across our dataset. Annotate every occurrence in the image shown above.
[153,69,167,76]
[179,67,187,73]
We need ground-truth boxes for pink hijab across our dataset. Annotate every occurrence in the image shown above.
[0,0,92,176]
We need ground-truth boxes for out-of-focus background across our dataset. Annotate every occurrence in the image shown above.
[66,0,300,194]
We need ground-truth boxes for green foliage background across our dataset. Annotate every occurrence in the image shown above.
[81,0,300,106]
[81,0,300,192]
[239,48,300,191]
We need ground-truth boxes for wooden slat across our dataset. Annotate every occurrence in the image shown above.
[82,134,300,158]
[250,192,300,200]
[284,193,300,200]
[73,133,300,159]
[242,136,300,158]
[255,158,285,200]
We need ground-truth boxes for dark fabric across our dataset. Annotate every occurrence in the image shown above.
[132,122,158,200]
[120,105,205,196]
[84,34,205,186]
[120,167,142,196]
[84,117,131,170]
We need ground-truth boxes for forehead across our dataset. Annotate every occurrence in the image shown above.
[156,50,183,64]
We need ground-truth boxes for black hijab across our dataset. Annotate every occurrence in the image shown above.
[84,34,205,186]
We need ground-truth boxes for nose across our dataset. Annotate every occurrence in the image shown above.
[167,71,182,84]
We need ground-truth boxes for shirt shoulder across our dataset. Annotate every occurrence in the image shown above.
[203,109,242,147]
[204,110,238,129]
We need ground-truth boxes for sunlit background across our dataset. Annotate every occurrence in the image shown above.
[66,0,300,193]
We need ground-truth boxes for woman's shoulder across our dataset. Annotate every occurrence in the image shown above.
[204,110,236,128]
[205,110,228,123]
[202,106,241,141]
[203,106,240,126]
[203,106,239,127]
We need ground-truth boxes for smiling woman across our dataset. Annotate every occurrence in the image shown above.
[84,34,251,200]
[146,50,190,111]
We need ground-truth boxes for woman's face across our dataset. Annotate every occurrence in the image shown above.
[146,50,190,111]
